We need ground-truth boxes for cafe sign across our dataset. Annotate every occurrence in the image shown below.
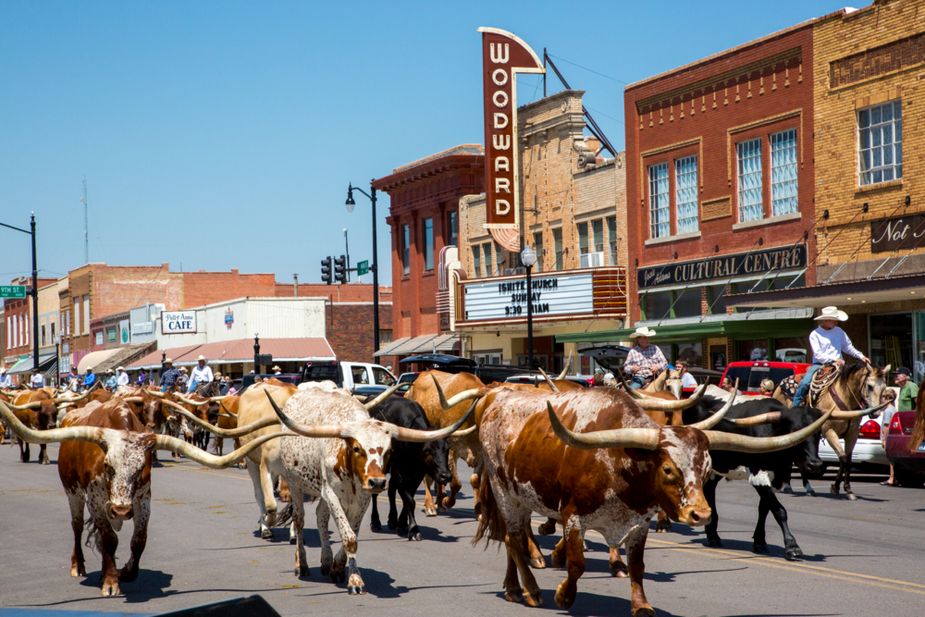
[161,311,197,334]
[637,244,807,289]
[460,272,594,322]
[870,213,925,253]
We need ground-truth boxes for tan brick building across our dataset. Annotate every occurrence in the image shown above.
[456,90,628,373]
[736,0,925,377]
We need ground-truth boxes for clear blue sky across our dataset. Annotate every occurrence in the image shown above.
[0,0,849,286]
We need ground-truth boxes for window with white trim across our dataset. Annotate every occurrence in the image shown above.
[472,245,482,278]
[737,138,763,222]
[770,129,798,216]
[859,100,902,186]
[401,224,411,275]
[648,163,669,238]
[422,217,434,271]
[675,155,698,234]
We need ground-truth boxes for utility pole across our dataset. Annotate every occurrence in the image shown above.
[31,213,39,373]
[81,176,89,264]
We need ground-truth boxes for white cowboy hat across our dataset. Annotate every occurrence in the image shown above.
[116,366,125,371]
[629,326,657,339]
[271,365,282,372]
[0,367,5,374]
[164,357,174,364]
[197,355,206,361]
[814,306,848,322]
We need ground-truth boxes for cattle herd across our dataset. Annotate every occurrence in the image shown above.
[0,365,896,615]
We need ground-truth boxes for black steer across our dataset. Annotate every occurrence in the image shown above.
[684,396,825,561]
[368,395,452,541]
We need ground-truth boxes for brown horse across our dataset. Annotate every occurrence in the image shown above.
[811,362,890,500]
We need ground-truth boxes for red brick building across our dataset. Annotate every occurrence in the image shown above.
[373,144,484,358]
[623,22,817,368]
[3,276,56,376]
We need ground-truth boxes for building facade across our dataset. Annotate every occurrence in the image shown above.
[732,0,925,379]
[372,145,484,360]
[617,20,817,369]
[3,276,58,380]
[455,91,628,373]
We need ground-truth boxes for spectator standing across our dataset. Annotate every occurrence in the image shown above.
[894,367,918,411]
[880,389,898,486]
[136,369,148,386]
[116,366,130,388]
[0,367,12,389]
[675,361,698,389]
[29,368,45,389]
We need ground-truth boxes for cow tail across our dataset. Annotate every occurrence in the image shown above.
[473,472,505,547]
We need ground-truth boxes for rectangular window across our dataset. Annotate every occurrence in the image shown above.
[82,296,90,334]
[483,242,494,276]
[675,155,699,233]
[859,100,902,186]
[401,224,411,275]
[552,228,563,270]
[41,324,46,347]
[472,245,482,278]
[606,216,617,265]
[495,244,506,275]
[422,217,434,271]
[73,299,80,335]
[447,211,458,247]
[51,322,55,342]
[770,129,798,216]
[5,316,10,349]
[737,138,763,222]
[106,326,117,342]
[648,163,670,238]
[592,219,604,253]
[577,222,589,255]
[533,231,544,273]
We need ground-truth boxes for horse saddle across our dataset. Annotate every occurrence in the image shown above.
[807,363,840,406]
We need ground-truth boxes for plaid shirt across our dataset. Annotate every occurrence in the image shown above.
[624,344,667,380]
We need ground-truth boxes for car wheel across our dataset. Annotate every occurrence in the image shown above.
[894,469,925,488]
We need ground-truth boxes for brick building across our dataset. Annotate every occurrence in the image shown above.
[732,0,925,378]
[2,276,57,381]
[456,91,628,373]
[372,145,484,360]
[618,20,817,369]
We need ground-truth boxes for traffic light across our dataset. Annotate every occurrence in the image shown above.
[320,256,333,285]
[333,254,347,284]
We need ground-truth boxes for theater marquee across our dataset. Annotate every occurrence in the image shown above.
[478,27,544,251]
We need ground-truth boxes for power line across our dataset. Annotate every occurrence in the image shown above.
[547,53,629,85]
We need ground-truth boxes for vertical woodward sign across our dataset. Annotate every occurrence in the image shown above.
[478,27,544,252]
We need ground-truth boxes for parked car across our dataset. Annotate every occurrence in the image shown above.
[818,412,889,471]
[721,360,812,396]
[775,347,808,363]
[300,360,397,393]
[885,410,925,486]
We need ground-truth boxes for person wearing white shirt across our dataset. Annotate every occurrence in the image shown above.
[675,361,698,389]
[188,355,214,394]
[29,368,45,389]
[792,306,869,407]
[0,367,12,389]
[116,367,130,388]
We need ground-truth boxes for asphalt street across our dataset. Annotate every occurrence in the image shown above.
[0,441,923,617]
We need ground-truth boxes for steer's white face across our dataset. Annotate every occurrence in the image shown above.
[102,432,155,519]
[343,421,393,492]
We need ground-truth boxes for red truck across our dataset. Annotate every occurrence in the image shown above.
[720,360,812,396]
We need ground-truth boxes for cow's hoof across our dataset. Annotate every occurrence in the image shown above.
[347,573,365,595]
[41,458,50,465]
[260,527,272,539]
[631,606,656,617]
[530,555,546,569]
[554,581,576,609]
[707,537,723,548]
[119,566,139,582]
[655,520,671,533]
[846,492,857,501]
[752,542,768,554]
[523,589,543,607]
[408,530,423,542]
[71,563,86,577]
[830,483,840,495]
[805,488,816,496]
[370,520,382,532]
[295,564,309,578]
[538,519,556,536]
[441,495,456,509]
[610,561,629,578]
[101,580,121,597]
[781,484,794,494]
[320,562,331,577]
[503,590,523,604]
[423,505,437,517]
[785,546,803,561]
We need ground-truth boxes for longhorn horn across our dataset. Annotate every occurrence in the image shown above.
[702,409,833,453]
[546,401,660,450]
[634,383,708,411]
[363,383,403,412]
[161,399,276,438]
[688,383,739,430]
[122,396,145,404]
[154,431,296,469]
[6,400,44,411]
[430,375,481,410]
[0,399,110,445]
[556,350,573,381]
[264,390,346,439]
[392,398,478,443]
[209,395,227,403]
[830,402,888,420]
[146,389,166,399]
[173,393,210,407]
[728,411,782,427]
[535,366,559,393]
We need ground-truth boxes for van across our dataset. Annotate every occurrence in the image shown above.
[300,360,397,393]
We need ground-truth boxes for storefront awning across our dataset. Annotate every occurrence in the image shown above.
[556,308,814,345]
[726,273,925,309]
[77,348,123,374]
[6,353,56,375]
[127,337,336,370]
[374,334,461,357]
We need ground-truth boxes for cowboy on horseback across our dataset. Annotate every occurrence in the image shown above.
[791,306,869,408]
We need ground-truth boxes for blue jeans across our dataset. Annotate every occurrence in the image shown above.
[628,375,647,389]
[791,364,821,408]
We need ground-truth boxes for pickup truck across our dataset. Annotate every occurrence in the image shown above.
[300,360,397,393]
[720,360,811,396]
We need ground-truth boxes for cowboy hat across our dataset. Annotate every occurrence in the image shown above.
[629,326,657,339]
[164,357,174,364]
[179,367,188,373]
[116,366,125,371]
[271,365,282,372]
[0,367,5,374]
[814,306,848,322]
[197,355,206,361]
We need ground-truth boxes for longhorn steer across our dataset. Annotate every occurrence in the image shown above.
[367,395,452,541]
[683,396,872,560]
[8,389,58,463]
[474,387,829,615]
[266,381,474,594]
[0,398,287,596]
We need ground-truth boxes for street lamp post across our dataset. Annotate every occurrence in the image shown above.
[0,213,40,373]
[345,181,380,359]
[520,245,537,369]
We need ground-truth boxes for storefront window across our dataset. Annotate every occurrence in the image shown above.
[870,313,912,373]
[915,312,925,383]
[642,291,671,321]
[673,288,702,318]
[737,338,769,362]
[676,342,703,366]
[706,285,727,314]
